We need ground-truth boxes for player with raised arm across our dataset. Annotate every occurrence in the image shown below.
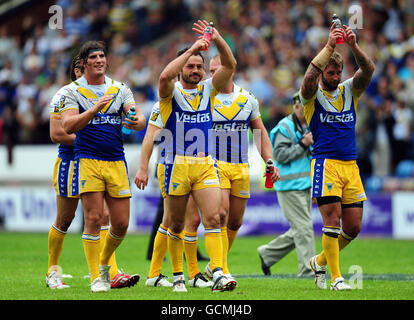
[300,23,375,290]
[60,41,146,292]
[156,19,237,293]
[46,55,139,290]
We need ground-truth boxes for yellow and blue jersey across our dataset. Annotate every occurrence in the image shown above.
[212,84,260,163]
[60,75,136,161]
[158,79,218,163]
[300,78,359,161]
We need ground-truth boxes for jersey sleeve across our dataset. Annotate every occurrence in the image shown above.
[121,85,136,109]
[299,88,317,125]
[58,86,79,113]
[49,90,66,115]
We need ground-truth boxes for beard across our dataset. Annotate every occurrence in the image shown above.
[321,75,340,91]
[181,72,201,85]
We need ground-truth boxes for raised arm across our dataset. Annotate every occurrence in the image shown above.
[301,23,342,100]
[192,20,236,92]
[343,25,375,96]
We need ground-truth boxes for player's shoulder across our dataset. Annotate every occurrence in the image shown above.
[237,84,259,104]
[106,76,130,90]
[151,100,160,111]
[339,77,354,91]
[55,82,78,97]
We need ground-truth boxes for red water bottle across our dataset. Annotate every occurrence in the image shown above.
[202,22,214,51]
[332,14,345,44]
[265,159,274,189]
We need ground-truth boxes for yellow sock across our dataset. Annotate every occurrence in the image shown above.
[100,227,119,279]
[205,228,223,271]
[316,231,353,266]
[100,229,123,267]
[148,224,168,278]
[321,228,341,282]
[167,228,184,274]
[227,227,239,250]
[82,233,100,282]
[47,225,66,274]
[183,230,200,279]
[221,227,230,274]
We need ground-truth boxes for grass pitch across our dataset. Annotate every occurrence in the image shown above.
[1,232,413,302]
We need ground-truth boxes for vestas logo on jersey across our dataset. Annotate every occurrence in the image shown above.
[91,114,122,125]
[320,113,354,123]
[175,112,211,123]
[213,122,248,131]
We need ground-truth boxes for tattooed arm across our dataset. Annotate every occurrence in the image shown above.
[343,25,375,97]
[301,63,322,100]
[301,24,340,100]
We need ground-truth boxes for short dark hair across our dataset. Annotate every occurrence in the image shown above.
[78,40,107,63]
[70,54,83,81]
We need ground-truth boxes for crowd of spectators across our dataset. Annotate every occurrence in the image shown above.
[1,0,414,191]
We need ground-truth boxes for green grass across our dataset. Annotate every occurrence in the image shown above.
[1,232,413,301]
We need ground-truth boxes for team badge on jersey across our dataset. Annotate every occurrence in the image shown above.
[150,112,159,122]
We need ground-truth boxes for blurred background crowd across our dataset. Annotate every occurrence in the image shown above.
[0,0,414,192]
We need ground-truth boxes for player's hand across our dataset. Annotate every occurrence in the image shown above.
[135,168,148,190]
[262,163,281,183]
[192,19,218,41]
[122,114,139,130]
[94,95,113,113]
[190,38,210,53]
[271,166,280,183]
[301,132,314,147]
[343,25,357,48]
[327,23,344,49]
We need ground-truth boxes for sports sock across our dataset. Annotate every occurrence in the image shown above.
[321,226,341,282]
[167,228,184,274]
[316,229,354,266]
[100,228,124,267]
[47,225,66,274]
[221,227,230,274]
[82,233,100,282]
[183,230,200,279]
[148,224,168,278]
[204,228,223,272]
[100,226,119,279]
[227,227,239,250]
